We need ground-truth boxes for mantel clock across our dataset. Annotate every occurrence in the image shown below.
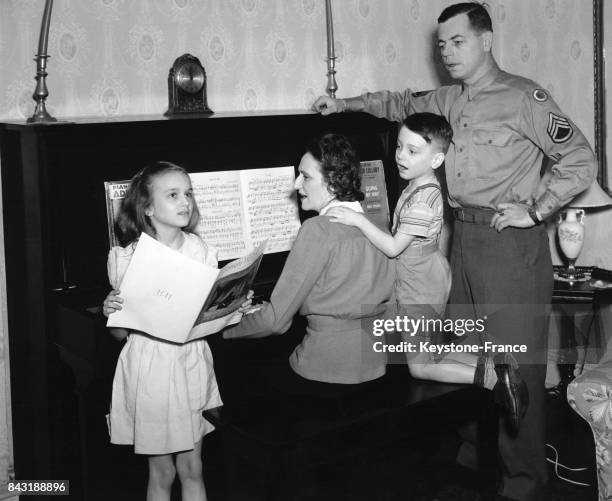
[165,54,213,116]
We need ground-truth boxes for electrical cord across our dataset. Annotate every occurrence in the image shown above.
[545,443,591,487]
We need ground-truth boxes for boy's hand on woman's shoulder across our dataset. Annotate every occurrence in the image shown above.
[327,207,364,227]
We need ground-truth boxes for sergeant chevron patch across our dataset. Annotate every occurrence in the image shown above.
[547,113,573,143]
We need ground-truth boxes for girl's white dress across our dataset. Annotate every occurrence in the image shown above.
[107,232,223,455]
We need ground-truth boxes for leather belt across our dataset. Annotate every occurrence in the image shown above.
[453,207,498,224]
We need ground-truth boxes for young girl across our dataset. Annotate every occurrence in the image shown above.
[102,161,227,501]
[328,113,528,433]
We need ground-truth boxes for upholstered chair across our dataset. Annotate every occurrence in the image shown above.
[567,358,612,501]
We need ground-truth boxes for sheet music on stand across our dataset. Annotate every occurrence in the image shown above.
[104,167,301,261]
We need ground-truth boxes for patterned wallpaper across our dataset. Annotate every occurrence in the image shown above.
[0,1,607,486]
[0,0,597,152]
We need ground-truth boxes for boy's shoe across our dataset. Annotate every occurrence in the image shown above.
[492,353,529,434]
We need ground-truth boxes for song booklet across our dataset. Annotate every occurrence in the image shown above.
[106,232,265,343]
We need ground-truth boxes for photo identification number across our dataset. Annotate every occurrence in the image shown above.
[7,480,69,495]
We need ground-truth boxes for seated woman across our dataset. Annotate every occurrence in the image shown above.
[223,133,395,387]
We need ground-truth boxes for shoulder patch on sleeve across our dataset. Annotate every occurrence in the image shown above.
[411,90,433,97]
[547,112,574,143]
[532,88,548,103]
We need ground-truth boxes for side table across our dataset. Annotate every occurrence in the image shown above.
[551,266,612,386]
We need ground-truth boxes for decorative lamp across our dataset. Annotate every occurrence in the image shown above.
[556,180,612,281]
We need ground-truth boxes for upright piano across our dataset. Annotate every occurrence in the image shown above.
[0,110,399,490]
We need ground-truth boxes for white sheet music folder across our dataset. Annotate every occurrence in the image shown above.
[106,232,220,343]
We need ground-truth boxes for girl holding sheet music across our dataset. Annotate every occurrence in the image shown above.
[102,161,247,501]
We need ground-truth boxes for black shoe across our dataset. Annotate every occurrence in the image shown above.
[545,381,565,399]
[492,354,529,434]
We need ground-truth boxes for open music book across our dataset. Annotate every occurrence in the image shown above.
[105,166,301,261]
[106,233,265,343]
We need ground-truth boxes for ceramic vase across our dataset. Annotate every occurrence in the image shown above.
[558,209,585,277]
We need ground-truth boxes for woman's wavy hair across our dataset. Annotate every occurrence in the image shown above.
[305,133,364,202]
[114,161,200,247]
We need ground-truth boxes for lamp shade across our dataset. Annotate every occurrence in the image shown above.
[568,180,612,209]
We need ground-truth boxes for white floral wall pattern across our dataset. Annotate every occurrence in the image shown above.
[0,0,595,151]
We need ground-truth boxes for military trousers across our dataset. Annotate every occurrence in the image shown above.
[448,212,553,501]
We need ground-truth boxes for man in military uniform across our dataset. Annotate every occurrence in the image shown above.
[312,3,596,501]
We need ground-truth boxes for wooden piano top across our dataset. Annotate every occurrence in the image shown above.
[2,108,315,128]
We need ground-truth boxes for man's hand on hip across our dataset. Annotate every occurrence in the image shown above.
[490,203,536,232]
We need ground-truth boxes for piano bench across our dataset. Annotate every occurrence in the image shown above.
[202,365,498,501]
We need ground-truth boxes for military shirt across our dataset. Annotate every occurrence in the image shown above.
[354,63,596,219]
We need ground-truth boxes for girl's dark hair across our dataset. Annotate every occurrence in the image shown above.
[305,133,364,202]
[115,161,200,247]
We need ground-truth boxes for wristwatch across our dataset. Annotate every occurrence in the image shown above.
[527,205,542,225]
